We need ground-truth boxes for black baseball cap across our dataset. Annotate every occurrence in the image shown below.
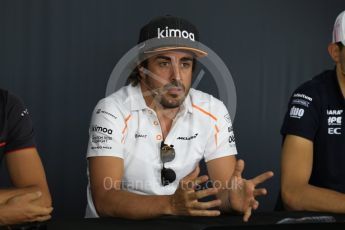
[138,15,208,57]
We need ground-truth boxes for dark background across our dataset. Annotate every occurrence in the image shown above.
[0,0,344,218]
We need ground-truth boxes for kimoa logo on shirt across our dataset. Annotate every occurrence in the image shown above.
[92,125,113,135]
[157,27,195,41]
[327,109,343,115]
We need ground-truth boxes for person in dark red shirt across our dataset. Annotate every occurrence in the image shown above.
[0,89,52,225]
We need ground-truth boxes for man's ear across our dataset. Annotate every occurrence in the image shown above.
[138,66,146,79]
[328,43,341,62]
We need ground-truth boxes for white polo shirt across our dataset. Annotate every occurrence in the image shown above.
[85,84,237,217]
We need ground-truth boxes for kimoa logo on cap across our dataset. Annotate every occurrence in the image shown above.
[157,27,195,41]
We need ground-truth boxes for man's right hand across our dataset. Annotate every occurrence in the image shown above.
[168,166,221,216]
[0,191,53,225]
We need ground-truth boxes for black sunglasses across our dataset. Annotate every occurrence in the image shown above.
[160,141,176,186]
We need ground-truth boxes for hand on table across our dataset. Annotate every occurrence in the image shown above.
[0,191,53,225]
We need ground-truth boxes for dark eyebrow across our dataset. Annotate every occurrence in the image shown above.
[154,56,171,61]
[180,57,193,62]
[154,56,194,62]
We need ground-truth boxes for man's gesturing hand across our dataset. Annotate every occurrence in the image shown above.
[228,159,274,222]
[168,166,221,216]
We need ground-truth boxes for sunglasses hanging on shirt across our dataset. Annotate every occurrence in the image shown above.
[160,141,176,186]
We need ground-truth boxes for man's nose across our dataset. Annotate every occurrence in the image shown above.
[171,60,182,81]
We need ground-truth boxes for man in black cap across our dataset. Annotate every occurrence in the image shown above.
[0,89,53,225]
[280,10,345,212]
[86,15,273,221]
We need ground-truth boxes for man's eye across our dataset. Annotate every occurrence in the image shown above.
[181,62,191,68]
[159,62,170,67]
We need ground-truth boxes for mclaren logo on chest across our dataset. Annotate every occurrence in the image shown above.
[177,133,198,140]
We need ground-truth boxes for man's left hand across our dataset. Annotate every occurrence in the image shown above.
[228,159,274,222]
